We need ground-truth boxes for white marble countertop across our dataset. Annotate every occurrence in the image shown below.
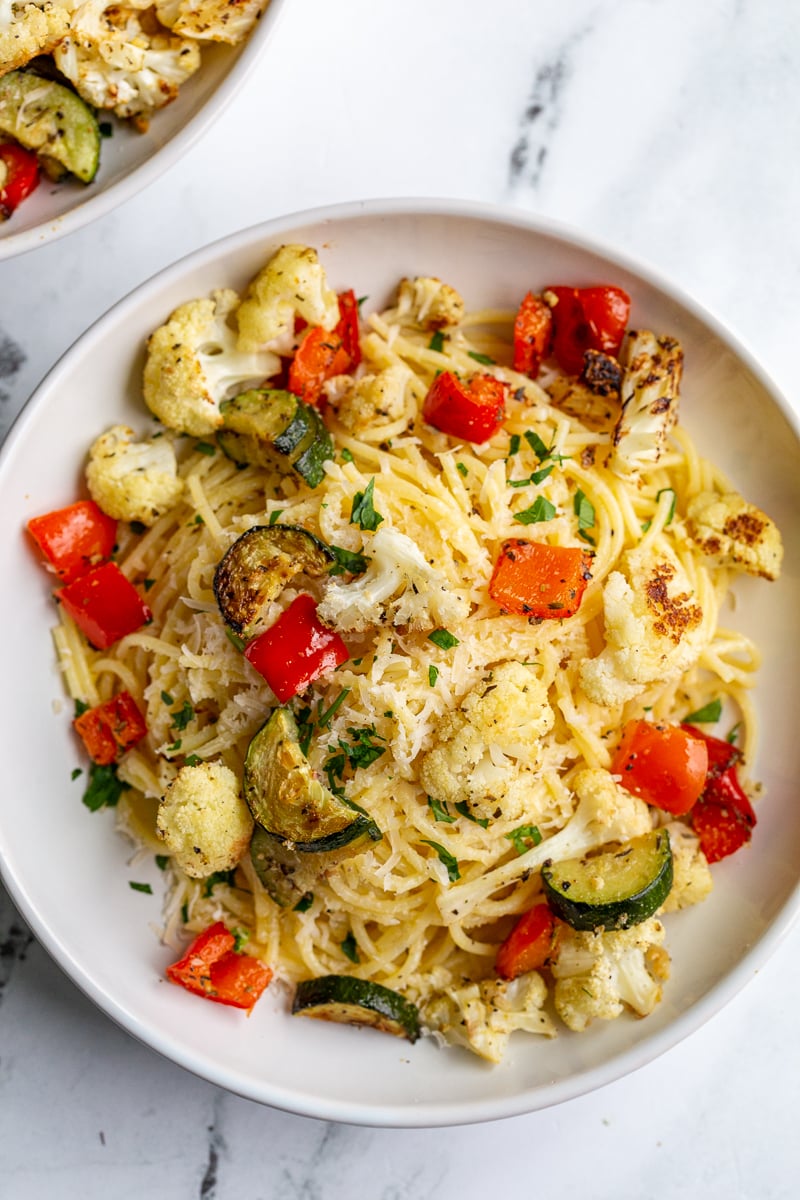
[1,0,799,1195]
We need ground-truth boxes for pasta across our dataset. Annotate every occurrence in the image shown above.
[44,250,782,1061]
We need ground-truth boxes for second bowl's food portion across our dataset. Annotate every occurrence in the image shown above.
[0,0,270,221]
[27,243,783,1063]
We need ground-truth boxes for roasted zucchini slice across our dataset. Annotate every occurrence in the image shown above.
[218,389,333,487]
[213,523,333,637]
[541,828,673,931]
[292,975,420,1042]
[244,708,381,853]
[250,825,321,908]
[0,71,100,183]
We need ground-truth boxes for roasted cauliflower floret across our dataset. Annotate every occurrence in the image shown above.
[156,760,253,878]
[85,424,184,526]
[396,275,465,331]
[143,288,280,436]
[53,0,201,119]
[236,244,340,355]
[687,489,783,581]
[154,0,264,44]
[327,364,411,437]
[419,662,555,822]
[421,971,555,1063]
[318,525,468,634]
[0,0,72,73]
[579,543,705,707]
[607,331,683,478]
[658,821,713,913]
[552,917,670,1032]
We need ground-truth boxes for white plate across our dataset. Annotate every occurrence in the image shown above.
[0,1,286,260]
[1,200,798,1126]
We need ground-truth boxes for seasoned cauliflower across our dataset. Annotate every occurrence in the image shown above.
[658,821,713,913]
[419,661,555,822]
[143,288,280,436]
[579,543,705,707]
[156,760,253,878]
[85,424,184,525]
[687,490,783,581]
[438,768,652,924]
[236,244,340,355]
[154,0,264,43]
[318,525,469,634]
[53,0,201,119]
[326,364,411,438]
[0,0,72,73]
[607,331,683,478]
[552,917,670,1032]
[395,275,465,331]
[421,971,555,1063]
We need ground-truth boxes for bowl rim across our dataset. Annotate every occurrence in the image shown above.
[2,196,799,1126]
[0,0,288,262]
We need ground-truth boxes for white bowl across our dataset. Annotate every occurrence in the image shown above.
[1,200,798,1126]
[0,2,287,261]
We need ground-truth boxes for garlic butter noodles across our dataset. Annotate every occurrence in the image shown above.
[49,252,778,1061]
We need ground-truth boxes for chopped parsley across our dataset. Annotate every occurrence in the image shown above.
[642,487,677,532]
[508,433,521,457]
[428,628,459,650]
[143,578,156,591]
[293,892,314,913]
[323,725,386,794]
[726,723,741,745]
[428,331,446,353]
[316,688,351,729]
[268,509,285,526]
[161,690,174,706]
[574,489,596,545]
[329,545,369,576]
[428,664,439,687]
[225,628,247,652]
[421,839,460,882]
[129,881,152,894]
[203,870,236,897]
[70,767,82,781]
[467,350,495,365]
[232,927,250,953]
[684,698,722,724]
[341,447,354,463]
[454,801,489,828]
[456,461,469,478]
[194,441,216,456]
[155,855,170,871]
[184,754,202,767]
[350,478,384,531]
[340,931,360,963]
[74,698,90,718]
[83,763,129,812]
[428,796,455,823]
[506,823,542,854]
[171,701,195,731]
[514,496,556,525]
[524,430,567,464]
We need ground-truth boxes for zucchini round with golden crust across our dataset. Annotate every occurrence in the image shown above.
[292,975,420,1041]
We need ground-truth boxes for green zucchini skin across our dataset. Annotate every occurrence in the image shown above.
[250,825,320,908]
[244,708,381,853]
[292,975,421,1042]
[218,389,333,486]
[0,71,100,183]
[541,829,673,931]
[213,522,333,637]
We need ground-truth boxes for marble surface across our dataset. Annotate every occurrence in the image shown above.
[1,0,799,1194]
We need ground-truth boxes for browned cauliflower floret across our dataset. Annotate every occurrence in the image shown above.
[53,0,201,119]
[0,1,72,73]
[579,543,706,707]
[658,821,713,913]
[143,288,280,436]
[236,244,340,355]
[552,917,670,1032]
[86,424,184,525]
[157,761,253,878]
[419,661,554,823]
[607,331,683,478]
[687,490,783,581]
[421,971,555,1062]
[154,0,265,44]
[396,275,465,331]
[326,365,411,437]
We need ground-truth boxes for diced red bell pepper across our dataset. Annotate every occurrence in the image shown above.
[58,561,151,649]
[0,142,40,221]
[73,691,147,765]
[423,370,507,443]
[682,724,743,781]
[166,921,273,1011]
[488,539,592,619]
[335,289,362,369]
[692,768,757,863]
[512,291,553,378]
[545,285,631,375]
[495,903,563,980]
[27,500,118,584]
[244,592,349,702]
[611,719,709,816]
